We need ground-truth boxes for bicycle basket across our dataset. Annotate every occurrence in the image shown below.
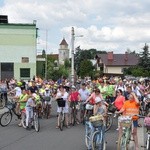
[89,115,104,127]
[120,121,132,128]
[92,120,103,127]
[85,103,93,110]
[57,98,66,107]
[108,103,117,113]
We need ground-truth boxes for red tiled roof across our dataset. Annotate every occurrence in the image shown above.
[59,38,68,46]
[99,53,139,66]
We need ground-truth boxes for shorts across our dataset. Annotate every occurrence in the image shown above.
[133,120,138,127]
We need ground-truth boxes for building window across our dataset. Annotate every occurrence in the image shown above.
[1,63,13,71]
[20,68,30,78]
[22,57,29,63]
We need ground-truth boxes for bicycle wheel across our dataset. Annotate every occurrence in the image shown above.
[34,113,40,132]
[45,104,49,119]
[146,135,150,150]
[21,112,26,129]
[72,107,76,126]
[105,114,113,132]
[59,113,64,131]
[91,130,103,150]
[0,111,12,127]
[85,126,91,148]
[0,98,6,109]
[117,134,127,150]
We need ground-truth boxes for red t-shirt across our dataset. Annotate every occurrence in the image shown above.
[70,91,79,102]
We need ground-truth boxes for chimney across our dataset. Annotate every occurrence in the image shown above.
[107,51,113,60]
[124,52,128,61]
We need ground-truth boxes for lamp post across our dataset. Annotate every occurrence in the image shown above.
[71,27,83,85]
[45,29,48,79]
[71,27,75,85]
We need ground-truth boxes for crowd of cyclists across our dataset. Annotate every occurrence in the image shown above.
[0,75,150,150]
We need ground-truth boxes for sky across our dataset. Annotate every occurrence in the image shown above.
[0,0,150,54]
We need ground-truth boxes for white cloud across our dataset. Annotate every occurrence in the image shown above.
[0,0,150,54]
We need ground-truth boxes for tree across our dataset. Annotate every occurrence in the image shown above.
[79,59,94,78]
[74,48,107,76]
[139,43,150,70]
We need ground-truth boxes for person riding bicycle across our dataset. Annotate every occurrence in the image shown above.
[55,85,69,129]
[18,89,28,127]
[43,87,52,118]
[68,85,81,124]
[25,93,36,130]
[86,97,107,150]
[115,92,140,150]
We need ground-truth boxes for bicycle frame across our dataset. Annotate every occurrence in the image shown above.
[85,121,105,150]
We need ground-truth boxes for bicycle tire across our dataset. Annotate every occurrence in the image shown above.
[117,133,127,150]
[46,104,49,119]
[85,132,91,148]
[91,130,103,150]
[0,111,12,127]
[21,112,26,129]
[59,113,63,131]
[146,135,150,150]
[0,98,6,109]
[34,113,40,132]
[105,114,113,132]
[72,107,76,126]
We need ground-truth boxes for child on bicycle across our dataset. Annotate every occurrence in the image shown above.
[25,93,36,130]
[86,97,107,150]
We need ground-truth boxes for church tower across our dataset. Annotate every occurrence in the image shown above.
[58,38,69,64]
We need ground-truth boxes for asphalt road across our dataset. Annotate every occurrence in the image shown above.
[0,102,128,150]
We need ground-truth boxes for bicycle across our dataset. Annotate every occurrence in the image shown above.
[105,112,113,132]
[85,115,106,150]
[57,98,66,131]
[43,96,51,119]
[117,116,132,150]
[21,107,40,132]
[0,98,21,127]
[70,101,80,126]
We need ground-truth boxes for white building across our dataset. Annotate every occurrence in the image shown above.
[58,38,69,65]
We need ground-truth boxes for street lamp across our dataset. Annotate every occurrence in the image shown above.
[71,27,83,85]
[45,29,48,79]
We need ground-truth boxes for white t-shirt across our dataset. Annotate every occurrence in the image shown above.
[26,98,34,111]
[78,89,90,101]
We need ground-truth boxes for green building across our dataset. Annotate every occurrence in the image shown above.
[0,16,37,81]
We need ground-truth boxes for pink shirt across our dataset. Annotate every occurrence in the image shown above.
[114,95,125,110]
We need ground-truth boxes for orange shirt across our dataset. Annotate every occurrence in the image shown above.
[122,100,140,118]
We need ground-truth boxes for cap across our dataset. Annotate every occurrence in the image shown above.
[95,97,102,104]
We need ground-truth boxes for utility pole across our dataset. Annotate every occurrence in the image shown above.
[45,29,48,79]
[71,27,75,85]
